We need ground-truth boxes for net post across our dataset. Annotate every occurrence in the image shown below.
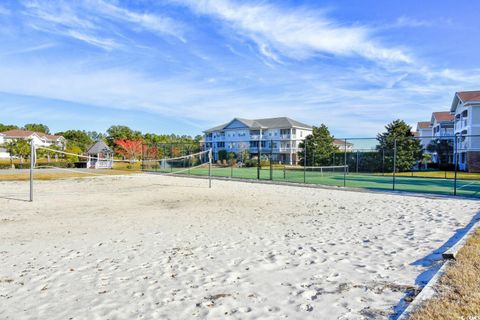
[343,138,347,187]
[454,134,458,196]
[30,139,35,202]
[393,138,397,191]
[208,148,212,188]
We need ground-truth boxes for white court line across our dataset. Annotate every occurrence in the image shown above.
[456,180,480,190]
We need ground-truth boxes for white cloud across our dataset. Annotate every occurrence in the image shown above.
[89,0,186,41]
[179,0,411,63]
[21,0,185,50]
[393,16,432,28]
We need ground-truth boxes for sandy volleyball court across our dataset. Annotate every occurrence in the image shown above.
[0,175,478,319]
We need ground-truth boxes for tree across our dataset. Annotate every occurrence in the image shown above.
[426,138,454,167]
[0,124,18,132]
[298,124,338,166]
[4,140,16,166]
[218,150,228,161]
[55,130,93,151]
[8,139,31,163]
[24,123,50,134]
[107,125,142,147]
[377,119,423,172]
[114,139,143,162]
[64,145,82,163]
[87,131,106,142]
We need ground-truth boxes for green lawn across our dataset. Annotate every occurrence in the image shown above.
[146,166,480,198]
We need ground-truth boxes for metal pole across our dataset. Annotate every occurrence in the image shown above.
[393,139,397,191]
[454,134,458,196]
[343,139,347,187]
[208,148,212,188]
[163,145,166,169]
[141,143,145,171]
[270,139,273,180]
[30,140,34,202]
[382,149,385,176]
[356,149,359,173]
[303,139,307,183]
[257,130,261,180]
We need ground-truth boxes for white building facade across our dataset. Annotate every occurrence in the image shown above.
[0,129,66,159]
[416,121,432,150]
[450,91,480,172]
[204,117,312,165]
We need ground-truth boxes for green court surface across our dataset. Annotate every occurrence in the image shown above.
[148,166,480,198]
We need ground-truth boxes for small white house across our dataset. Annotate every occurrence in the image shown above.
[86,141,114,169]
[333,139,354,152]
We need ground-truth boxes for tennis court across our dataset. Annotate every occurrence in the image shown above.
[151,166,480,198]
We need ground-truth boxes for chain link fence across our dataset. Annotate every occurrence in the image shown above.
[142,135,480,198]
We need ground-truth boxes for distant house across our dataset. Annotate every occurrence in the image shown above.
[0,129,66,159]
[333,139,354,152]
[416,121,432,150]
[450,90,480,172]
[85,141,114,169]
[1,129,66,149]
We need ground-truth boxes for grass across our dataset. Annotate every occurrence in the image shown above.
[0,169,135,181]
[409,228,480,320]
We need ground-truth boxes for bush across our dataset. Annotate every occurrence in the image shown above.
[244,159,257,167]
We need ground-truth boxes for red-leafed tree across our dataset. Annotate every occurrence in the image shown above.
[145,146,158,160]
[115,139,143,163]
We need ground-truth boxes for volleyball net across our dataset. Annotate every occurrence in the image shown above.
[21,144,213,201]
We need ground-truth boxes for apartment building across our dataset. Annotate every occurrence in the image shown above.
[204,117,312,165]
[416,121,432,150]
[450,90,480,172]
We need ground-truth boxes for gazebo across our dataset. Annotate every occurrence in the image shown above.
[86,141,114,169]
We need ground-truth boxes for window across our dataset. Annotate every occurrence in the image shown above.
[250,141,259,148]
[217,142,225,148]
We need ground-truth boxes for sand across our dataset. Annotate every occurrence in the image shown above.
[0,174,478,319]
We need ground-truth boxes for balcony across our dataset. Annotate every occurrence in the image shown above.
[250,135,260,140]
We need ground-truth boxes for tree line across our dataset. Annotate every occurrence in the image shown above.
[0,123,202,164]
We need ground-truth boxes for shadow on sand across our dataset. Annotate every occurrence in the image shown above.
[390,210,480,319]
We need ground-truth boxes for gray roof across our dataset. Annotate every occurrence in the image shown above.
[204,117,312,133]
[86,140,112,155]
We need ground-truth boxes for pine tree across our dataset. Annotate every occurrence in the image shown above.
[298,124,338,166]
[377,120,423,172]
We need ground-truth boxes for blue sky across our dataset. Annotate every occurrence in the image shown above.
[0,0,479,137]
